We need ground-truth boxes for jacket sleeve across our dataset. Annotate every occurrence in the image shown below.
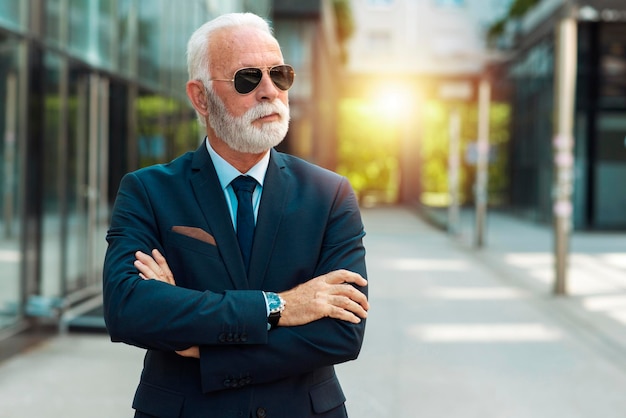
[103,172,269,351]
[198,177,367,393]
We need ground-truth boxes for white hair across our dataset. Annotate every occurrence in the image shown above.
[186,13,274,85]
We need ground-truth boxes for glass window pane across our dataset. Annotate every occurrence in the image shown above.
[67,0,114,68]
[68,0,90,57]
[45,0,63,45]
[117,0,134,77]
[137,90,168,167]
[137,0,161,87]
[0,0,25,30]
[600,24,626,108]
[65,66,90,291]
[41,52,63,299]
[0,34,23,328]
[97,0,115,68]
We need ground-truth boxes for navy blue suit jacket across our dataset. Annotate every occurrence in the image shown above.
[103,142,367,418]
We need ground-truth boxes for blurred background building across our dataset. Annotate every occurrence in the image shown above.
[493,0,626,230]
[339,0,513,213]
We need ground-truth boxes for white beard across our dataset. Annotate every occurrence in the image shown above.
[206,88,290,154]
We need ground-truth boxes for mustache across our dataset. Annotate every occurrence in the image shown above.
[244,101,289,122]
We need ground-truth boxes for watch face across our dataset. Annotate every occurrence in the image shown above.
[267,293,284,313]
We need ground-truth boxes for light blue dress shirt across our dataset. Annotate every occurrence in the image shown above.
[205,139,269,230]
[205,139,272,318]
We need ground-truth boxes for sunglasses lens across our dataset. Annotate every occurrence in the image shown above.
[232,65,295,94]
[234,68,263,94]
[269,65,295,91]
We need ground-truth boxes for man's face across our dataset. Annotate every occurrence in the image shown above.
[206,27,290,153]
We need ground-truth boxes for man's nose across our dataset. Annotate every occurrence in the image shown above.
[254,70,280,101]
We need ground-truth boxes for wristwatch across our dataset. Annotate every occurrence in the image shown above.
[265,292,285,329]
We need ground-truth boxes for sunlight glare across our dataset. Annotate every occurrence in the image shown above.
[372,85,414,120]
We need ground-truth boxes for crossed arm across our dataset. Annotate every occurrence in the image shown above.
[134,249,370,358]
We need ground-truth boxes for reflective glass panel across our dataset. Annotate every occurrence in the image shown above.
[0,34,23,328]
[45,0,63,45]
[137,0,162,87]
[0,0,24,30]
[65,65,90,292]
[41,52,63,299]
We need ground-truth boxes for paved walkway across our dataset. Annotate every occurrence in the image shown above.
[1,206,626,417]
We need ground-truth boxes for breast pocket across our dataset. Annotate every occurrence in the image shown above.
[166,228,220,258]
[165,229,231,291]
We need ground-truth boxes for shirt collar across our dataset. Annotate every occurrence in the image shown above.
[205,138,270,189]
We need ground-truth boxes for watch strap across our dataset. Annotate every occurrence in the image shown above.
[268,311,281,328]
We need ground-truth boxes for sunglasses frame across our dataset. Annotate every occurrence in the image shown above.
[210,65,295,95]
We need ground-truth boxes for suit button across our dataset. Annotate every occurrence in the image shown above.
[256,407,267,418]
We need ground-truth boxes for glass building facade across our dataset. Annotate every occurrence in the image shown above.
[0,0,271,337]
[507,18,626,230]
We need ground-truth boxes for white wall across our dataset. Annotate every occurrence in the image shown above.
[346,0,512,76]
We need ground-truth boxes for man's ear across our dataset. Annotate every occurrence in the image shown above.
[186,80,209,118]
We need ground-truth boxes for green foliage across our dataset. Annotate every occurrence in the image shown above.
[332,0,355,64]
[509,0,540,18]
[421,100,511,206]
[337,96,511,208]
[487,18,506,41]
[336,98,400,204]
[332,0,355,42]
[136,95,199,168]
[487,0,540,41]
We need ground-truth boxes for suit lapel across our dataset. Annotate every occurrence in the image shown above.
[248,150,291,289]
[189,143,249,290]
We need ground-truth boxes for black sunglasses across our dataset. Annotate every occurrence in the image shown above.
[210,65,295,94]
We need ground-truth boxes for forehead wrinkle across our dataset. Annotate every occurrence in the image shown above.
[210,27,282,77]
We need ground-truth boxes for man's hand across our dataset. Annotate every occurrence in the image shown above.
[278,270,369,327]
[134,249,176,285]
[175,346,200,358]
[135,249,200,357]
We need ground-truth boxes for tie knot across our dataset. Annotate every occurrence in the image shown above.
[231,176,257,194]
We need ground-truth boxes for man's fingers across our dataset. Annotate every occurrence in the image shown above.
[175,346,200,358]
[328,305,363,324]
[332,295,368,319]
[134,257,156,279]
[152,249,173,278]
[331,283,370,311]
[324,270,367,287]
[135,250,154,267]
[134,249,176,285]
[135,251,162,275]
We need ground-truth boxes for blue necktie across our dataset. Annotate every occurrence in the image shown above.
[231,176,257,272]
